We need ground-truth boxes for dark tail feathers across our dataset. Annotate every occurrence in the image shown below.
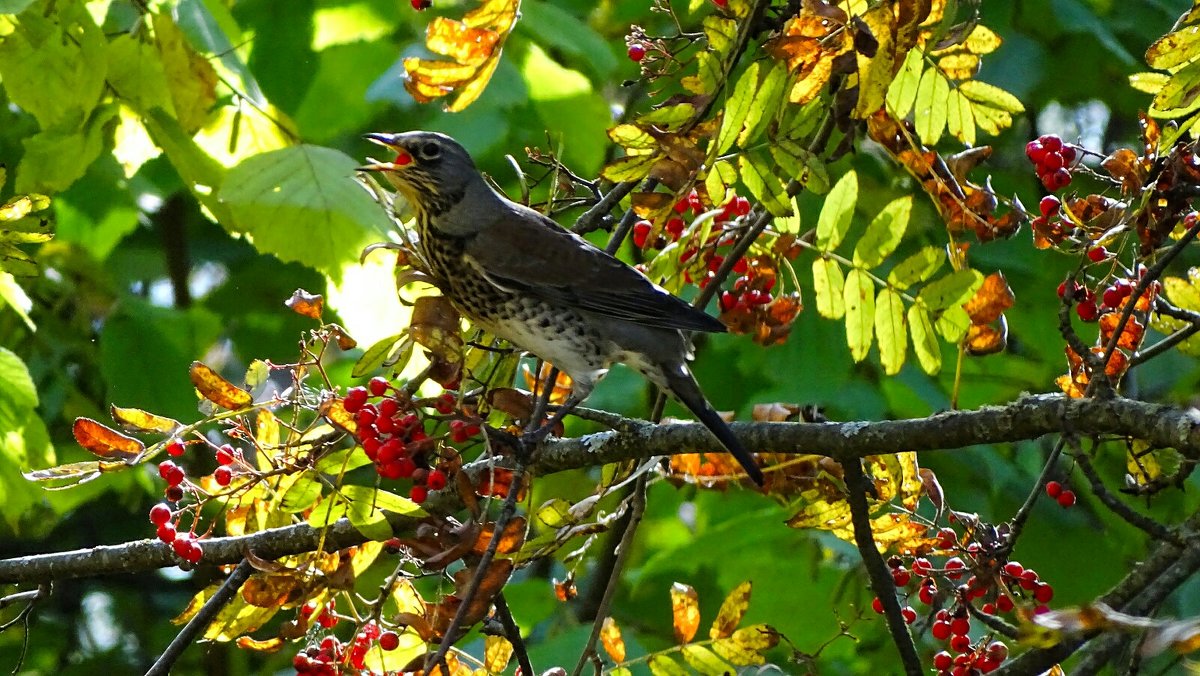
[665,366,764,486]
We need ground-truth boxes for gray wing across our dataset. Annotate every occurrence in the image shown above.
[463,204,726,333]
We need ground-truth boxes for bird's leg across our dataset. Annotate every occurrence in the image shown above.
[520,393,584,448]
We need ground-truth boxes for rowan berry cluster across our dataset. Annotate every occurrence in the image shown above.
[1057,272,1151,323]
[869,524,1056,674]
[150,438,251,564]
[344,377,466,504]
[292,606,402,674]
[1025,133,1076,191]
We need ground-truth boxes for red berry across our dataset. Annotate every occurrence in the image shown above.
[1020,570,1040,590]
[719,291,738,313]
[1034,582,1055,603]
[950,617,970,636]
[434,393,455,414]
[1045,480,1063,498]
[379,630,400,651]
[427,469,447,490]
[713,0,729,7]
[215,445,235,465]
[379,398,400,418]
[912,557,933,576]
[410,485,428,504]
[184,540,203,563]
[673,199,689,214]
[156,522,176,543]
[627,42,646,62]
[410,0,431,9]
[1040,151,1065,171]
[937,527,957,548]
[1057,490,1077,508]
[986,641,1009,661]
[944,557,966,579]
[918,579,937,605]
[1003,561,1024,578]
[1061,145,1077,163]
[368,377,389,396]
[214,466,233,486]
[934,651,953,670]
[172,534,193,557]
[632,220,651,248]
[982,602,996,615]
[159,461,185,487]
[166,441,185,457]
[996,595,1014,613]
[1038,195,1060,217]
[901,606,917,624]
[149,503,172,525]
[666,217,685,239]
[1076,299,1099,322]
[892,567,911,587]
[1087,246,1108,262]
[343,387,369,413]
[1025,140,1046,162]
[732,196,751,216]
[1040,134,1063,152]
[950,634,972,653]
[931,620,952,640]
[1043,168,1072,191]
[165,485,184,502]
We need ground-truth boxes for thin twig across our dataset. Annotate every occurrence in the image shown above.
[493,593,534,676]
[842,458,922,675]
[1072,441,1180,544]
[571,473,649,676]
[1006,438,1065,548]
[144,558,253,676]
[573,181,638,235]
[422,463,527,673]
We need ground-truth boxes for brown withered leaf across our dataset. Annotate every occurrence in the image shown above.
[73,418,143,461]
[190,361,253,410]
[553,575,577,602]
[285,288,324,320]
[964,320,1007,356]
[242,574,296,608]
[109,405,181,435]
[486,388,534,420]
[410,295,462,363]
[600,616,626,662]
[710,581,752,640]
[766,9,852,104]
[431,559,513,637]
[1102,148,1148,195]
[1099,313,1146,351]
[473,515,526,555]
[476,467,521,499]
[670,582,701,644]
[964,272,1014,324]
[403,0,518,112]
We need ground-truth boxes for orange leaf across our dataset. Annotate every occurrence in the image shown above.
[72,417,143,461]
[963,272,1014,324]
[241,574,297,608]
[109,405,181,435]
[321,397,358,437]
[710,581,752,640]
[235,636,284,653]
[474,515,526,555]
[402,0,518,112]
[670,582,701,644]
[284,288,324,320]
[190,361,253,410]
[600,616,626,662]
[1099,312,1145,350]
[964,320,1007,356]
[553,576,577,602]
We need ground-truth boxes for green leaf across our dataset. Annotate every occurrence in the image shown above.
[106,33,174,115]
[958,80,1025,114]
[737,150,790,216]
[703,15,739,56]
[16,104,116,194]
[353,333,408,378]
[608,124,657,152]
[705,159,736,204]
[936,305,972,342]
[816,171,857,251]
[648,655,690,676]
[1129,72,1169,95]
[519,0,617,80]
[314,447,373,475]
[0,345,37,414]
[681,645,734,675]
[945,88,975,147]
[219,145,394,281]
[918,269,983,311]
[636,103,696,130]
[739,62,787,146]
[886,50,923,118]
[280,475,324,512]
[142,108,231,223]
[888,246,945,289]
[602,153,658,182]
[853,195,912,268]
[0,0,36,12]
[1152,59,1200,117]
[0,272,34,330]
[914,67,949,145]
[153,13,219,134]
[717,62,759,154]
[875,288,907,376]
[307,495,348,528]
[844,268,875,362]
[770,139,829,194]
[812,257,846,319]
[908,304,941,374]
[1146,24,1200,70]
[0,0,106,131]
[682,51,721,95]
[344,485,424,541]
[775,195,801,235]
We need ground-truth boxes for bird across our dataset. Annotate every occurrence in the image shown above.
[360,131,764,486]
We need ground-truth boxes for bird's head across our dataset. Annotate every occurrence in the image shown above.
[361,131,482,219]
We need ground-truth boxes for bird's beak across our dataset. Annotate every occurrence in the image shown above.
[359,133,413,172]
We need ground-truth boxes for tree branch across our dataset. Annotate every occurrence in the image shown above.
[4,394,1200,585]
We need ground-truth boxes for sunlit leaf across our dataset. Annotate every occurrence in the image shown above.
[601,616,626,662]
[854,195,912,267]
[875,288,907,375]
[648,654,689,676]
[844,268,876,362]
[402,0,519,112]
[190,361,253,410]
[681,645,734,675]
[483,635,513,674]
[816,171,857,251]
[812,257,846,319]
[710,581,752,640]
[72,417,143,461]
[908,304,941,374]
[109,406,181,435]
[914,67,950,144]
[886,50,923,118]
[716,62,759,154]
[888,246,944,289]
[670,582,701,644]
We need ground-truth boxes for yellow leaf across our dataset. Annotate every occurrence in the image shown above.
[600,616,626,662]
[483,635,513,673]
[671,582,701,644]
[710,581,752,639]
[401,0,518,111]
[844,268,876,362]
[190,361,253,410]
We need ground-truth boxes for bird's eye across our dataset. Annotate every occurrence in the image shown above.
[419,142,441,160]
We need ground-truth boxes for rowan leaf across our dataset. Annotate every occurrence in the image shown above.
[812,257,846,319]
[1152,59,1200,117]
[908,304,942,374]
[602,153,658,183]
[717,62,759,154]
[914,67,950,144]
[817,171,857,251]
[853,195,912,267]
[946,88,976,146]
[710,581,752,639]
[109,406,181,435]
[483,635,513,674]
[402,0,518,111]
[875,288,907,375]
[886,50,923,118]
[888,246,945,290]
[844,268,876,362]
[737,151,790,216]
[919,269,984,311]
[601,617,626,662]
[190,361,253,410]
[853,3,897,118]
[72,418,143,461]
[739,62,787,145]
[648,655,689,676]
[1146,23,1200,71]
[343,485,424,540]
[670,582,701,644]
[681,645,734,675]
[963,272,1015,324]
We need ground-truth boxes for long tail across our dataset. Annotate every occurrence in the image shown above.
[663,364,765,486]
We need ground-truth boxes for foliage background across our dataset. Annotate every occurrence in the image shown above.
[0,0,1198,673]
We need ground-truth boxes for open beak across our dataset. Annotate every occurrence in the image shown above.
[359,133,407,172]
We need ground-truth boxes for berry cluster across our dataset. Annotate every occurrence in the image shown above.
[868,524,1057,674]
[718,262,774,314]
[343,377,460,504]
[291,617,402,675]
[1025,134,1077,191]
[153,460,204,563]
[1057,275,1142,323]
[632,191,751,253]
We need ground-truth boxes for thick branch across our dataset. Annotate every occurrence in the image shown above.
[3,394,1199,584]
